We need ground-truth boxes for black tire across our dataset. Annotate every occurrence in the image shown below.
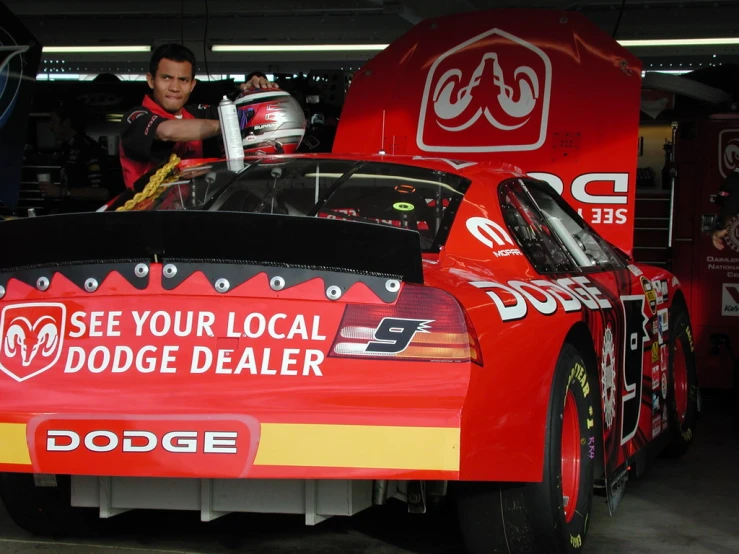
[662,305,699,457]
[0,473,104,537]
[456,344,596,554]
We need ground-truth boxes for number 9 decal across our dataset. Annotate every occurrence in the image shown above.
[620,295,649,445]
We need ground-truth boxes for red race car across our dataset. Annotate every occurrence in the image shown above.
[0,153,698,553]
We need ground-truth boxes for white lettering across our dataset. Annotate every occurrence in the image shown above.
[69,312,86,338]
[122,431,157,453]
[107,311,122,337]
[197,312,215,337]
[112,346,133,373]
[163,431,197,453]
[216,349,234,374]
[260,348,276,375]
[531,280,582,312]
[88,346,110,373]
[150,311,171,337]
[303,349,324,376]
[528,172,564,195]
[203,431,238,454]
[132,311,151,337]
[311,316,326,340]
[509,280,557,315]
[280,348,300,375]
[234,348,257,375]
[191,346,212,373]
[268,314,287,339]
[135,345,158,373]
[571,173,628,205]
[47,430,80,452]
[160,346,178,373]
[226,313,240,338]
[556,278,598,310]
[64,347,86,373]
[287,315,308,340]
[471,281,527,322]
[174,312,193,337]
[89,311,105,337]
[573,276,612,309]
[244,313,266,338]
[84,430,118,453]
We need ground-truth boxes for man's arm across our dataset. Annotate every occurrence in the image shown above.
[154,118,220,142]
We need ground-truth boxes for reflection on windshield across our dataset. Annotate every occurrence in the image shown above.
[135,158,469,252]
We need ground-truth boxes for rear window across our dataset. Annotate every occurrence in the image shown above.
[134,158,470,252]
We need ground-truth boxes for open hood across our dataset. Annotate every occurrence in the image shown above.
[334,9,642,254]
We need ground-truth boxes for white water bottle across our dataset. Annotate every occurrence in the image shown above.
[217,95,244,161]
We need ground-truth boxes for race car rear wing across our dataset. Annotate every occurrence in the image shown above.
[0,211,424,284]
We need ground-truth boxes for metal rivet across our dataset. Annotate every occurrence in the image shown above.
[559,16,568,23]
[135,263,149,278]
[0,285,5,299]
[163,264,177,278]
[36,276,50,291]
[326,285,342,300]
[270,276,285,291]
[385,279,400,293]
[84,278,99,293]
[215,278,230,293]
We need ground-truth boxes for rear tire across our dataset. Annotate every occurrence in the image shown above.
[457,344,595,554]
[662,306,699,458]
[0,473,103,537]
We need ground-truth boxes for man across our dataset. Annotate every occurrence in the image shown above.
[712,169,739,250]
[120,44,276,189]
[39,102,112,213]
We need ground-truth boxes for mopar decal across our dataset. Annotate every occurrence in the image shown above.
[470,276,612,322]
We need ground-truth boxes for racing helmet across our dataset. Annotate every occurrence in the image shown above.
[234,90,306,155]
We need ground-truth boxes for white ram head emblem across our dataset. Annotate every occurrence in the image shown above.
[3,316,59,367]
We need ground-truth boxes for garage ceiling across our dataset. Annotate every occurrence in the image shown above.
[4,0,738,75]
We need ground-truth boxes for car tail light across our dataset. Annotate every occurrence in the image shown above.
[330,284,482,364]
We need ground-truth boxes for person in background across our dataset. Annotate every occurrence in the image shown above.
[39,101,111,213]
[119,44,277,190]
[712,168,739,250]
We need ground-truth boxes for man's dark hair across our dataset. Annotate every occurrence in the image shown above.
[149,43,197,77]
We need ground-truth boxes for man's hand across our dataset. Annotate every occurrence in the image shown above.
[39,182,61,198]
[713,228,729,250]
[241,74,279,93]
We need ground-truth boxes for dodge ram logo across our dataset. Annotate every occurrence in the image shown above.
[417,28,552,153]
[0,303,66,382]
[718,129,739,179]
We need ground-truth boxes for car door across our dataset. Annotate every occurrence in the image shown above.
[499,178,659,479]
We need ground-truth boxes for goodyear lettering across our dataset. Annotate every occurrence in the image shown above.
[570,534,583,548]
[682,428,693,442]
[568,362,590,397]
[586,418,594,429]
[686,326,694,352]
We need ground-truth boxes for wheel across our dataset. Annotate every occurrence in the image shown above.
[0,473,103,537]
[661,305,699,457]
[456,344,596,554]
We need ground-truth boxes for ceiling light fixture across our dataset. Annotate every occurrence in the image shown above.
[42,46,152,53]
[618,38,739,47]
[211,44,389,52]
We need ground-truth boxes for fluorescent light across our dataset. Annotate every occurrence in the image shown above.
[618,38,739,47]
[212,44,389,52]
[42,46,151,53]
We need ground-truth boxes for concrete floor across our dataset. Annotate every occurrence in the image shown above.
[0,408,737,554]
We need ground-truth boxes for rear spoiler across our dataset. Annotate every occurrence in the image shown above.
[0,211,424,283]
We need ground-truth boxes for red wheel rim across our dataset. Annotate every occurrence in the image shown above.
[673,339,688,424]
[561,389,581,523]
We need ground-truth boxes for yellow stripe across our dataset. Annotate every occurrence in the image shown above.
[0,424,31,465]
[254,424,459,471]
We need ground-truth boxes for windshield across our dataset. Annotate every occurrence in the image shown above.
[131,158,470,252]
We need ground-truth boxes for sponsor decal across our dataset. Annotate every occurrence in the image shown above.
[657,308,669,333]
[27,414,258,478]
[126,110,148,124]
[0,303,66,382]
[652,365,660,391]
[652,319,658,337]
[718,129,739,179]
[651,342,660,364]
[652,392,660,412]
[661,370,668,400]
[0,303,334,382]
[640,276,657,315]
[466,217,518,255]
[417,28,552,153]
[652,280,663,305]
[662,403,669,431]
[144,115,159,136]
[672,276,680,288]
[652,415,662,438]
[600,324,616,429]
[470,276,612,322]
[620,294,649,445]
[721,284,739,316]
[627,264,643,277]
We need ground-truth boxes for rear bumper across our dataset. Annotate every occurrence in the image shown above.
[0,415,460,480]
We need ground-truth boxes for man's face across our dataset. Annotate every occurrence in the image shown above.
[48,112,72,143]
[146,58,197,114]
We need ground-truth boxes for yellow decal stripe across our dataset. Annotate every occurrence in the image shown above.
[254,424,460,471]
[0,423,31,465]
